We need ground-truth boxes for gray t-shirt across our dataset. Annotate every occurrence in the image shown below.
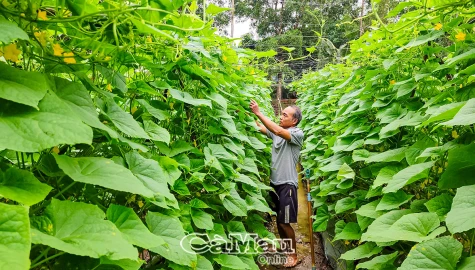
[267,127,304,187]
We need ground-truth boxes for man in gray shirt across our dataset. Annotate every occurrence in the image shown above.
[249,100,304,268]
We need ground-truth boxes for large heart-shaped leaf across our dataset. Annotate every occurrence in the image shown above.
[31,199,137,260]
[107,204,165,249]
[340,242,383,261]
[0,92,93,152]
[146,211,197,267]
[54,154,154,197]
[0,167,52,206]
[439,144,475,189]
[383,162,434,193]
[0,63,47,108]
[399,237,462,270]
[0,203,30,270]
[446,184,475,234]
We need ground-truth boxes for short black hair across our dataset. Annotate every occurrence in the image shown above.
[290,105,302,126]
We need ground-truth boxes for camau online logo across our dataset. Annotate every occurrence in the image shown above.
[180,233,295,255]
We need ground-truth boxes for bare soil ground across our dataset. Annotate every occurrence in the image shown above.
[258,180,333,270]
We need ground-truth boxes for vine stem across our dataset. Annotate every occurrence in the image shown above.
[30,252,65,269]
[470,229,475,256]
[31,247,51,265]
[53,181,76,199]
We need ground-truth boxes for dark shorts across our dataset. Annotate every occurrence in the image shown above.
[270,183,298,224]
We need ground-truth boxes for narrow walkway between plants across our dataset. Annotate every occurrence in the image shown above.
[259,172,332,269]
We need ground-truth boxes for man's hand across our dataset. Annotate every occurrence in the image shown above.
[249,99,261,115]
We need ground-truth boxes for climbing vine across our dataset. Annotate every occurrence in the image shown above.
[0,0,277,269]
[294,0,475,269]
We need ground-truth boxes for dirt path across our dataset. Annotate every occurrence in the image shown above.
[258,179,332,270]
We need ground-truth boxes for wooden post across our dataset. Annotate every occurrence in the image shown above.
[231,0,235,37]
[277,72,283,114]
[360,0,365,36]
[203,0,206,22]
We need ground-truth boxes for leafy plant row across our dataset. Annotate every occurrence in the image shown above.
[0,0,277,269]
[293,0,475,269]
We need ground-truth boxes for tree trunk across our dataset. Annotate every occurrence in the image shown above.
[230,0,235,37]
[359,0,365,36]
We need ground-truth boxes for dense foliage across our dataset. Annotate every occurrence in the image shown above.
[0,0,278,269]
[293,0,475,269]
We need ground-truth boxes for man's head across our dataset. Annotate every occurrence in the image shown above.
[279,105,302,128]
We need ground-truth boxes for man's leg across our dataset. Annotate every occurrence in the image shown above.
[278,223,297,267]
[275,184,298,267]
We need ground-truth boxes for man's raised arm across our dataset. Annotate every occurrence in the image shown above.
[249,100,291,141]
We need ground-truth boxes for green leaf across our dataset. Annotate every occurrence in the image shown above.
[355,200,384,219]
[205,3,230,15]
[100,257,143,270]
[0,167,52,206]
[383,162,434,193]
[356,252,398,269]
[376,190,413,211]
[361,209,412,242]
[334,222,361,241]
[191,209,214,230]
[458,257,475,270]
[436,48,475,71]
[233,173,257,188]
[96,66,127,93]
[235,158,259,176]
[439,144,475,189]
[246,195,273,213]
[213,254,248,269]
[335,197,356,214]
[136,99,170,121]
[157,140,194,157]
[207,92,227,110]
[31,199,137,260]
[144,120,170,144]
[54,154,154,197]
[126,152,176,204]
[396,31,444,52]
[0,62,47,108]
[0,203,30,270]
[130,18,178,42]
[222,188,247,216]
[357,214,374,231]
[104,99,150,139]
[196,255,214,270]
[190,198,209,209]
[0,17,29,43]
[373,165,401,188]
[353,149,375,162]
[421,102,465,126]
[424,194,453,221]
[366,147,407,163]
[106,204,165,249]
[53,78,117,138]
[146,211,197,267]
[337,163,355,180]
[66,0,98,15]
[157,156,182,186]
[442,98,475,126]
[340,242,382,261]
[362,211,443,243]
[247,136,266,150]
[446,184,475,234]
[390,213,443,242]
[405,137,437,165]
[399,236,462,270]
[313,205,329,232]
[0,92,93,152]
[169,89,212,108]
